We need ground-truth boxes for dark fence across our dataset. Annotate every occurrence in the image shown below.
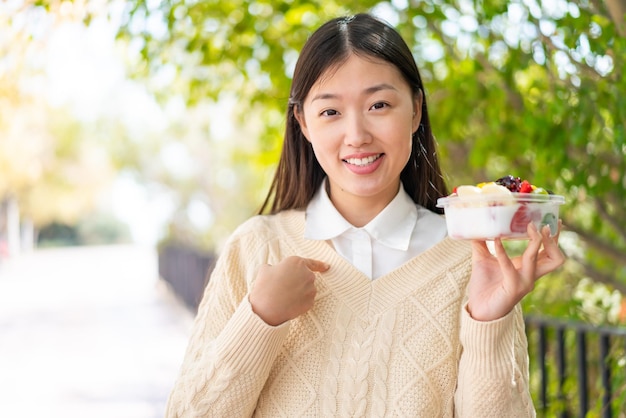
[158,243,215,313]
[525,316,626,417]
[158,245,626,416]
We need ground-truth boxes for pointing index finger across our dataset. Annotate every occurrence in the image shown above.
[304,258,330,272]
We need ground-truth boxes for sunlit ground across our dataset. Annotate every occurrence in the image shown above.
[0,244,194,418]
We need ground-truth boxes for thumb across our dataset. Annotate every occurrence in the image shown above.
[304,258,330,272]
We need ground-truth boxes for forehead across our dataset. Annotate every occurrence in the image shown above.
[310,53,407,94]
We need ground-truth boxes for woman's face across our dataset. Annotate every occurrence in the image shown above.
[296,53,421,216]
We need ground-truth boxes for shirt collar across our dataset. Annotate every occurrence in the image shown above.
[304,179,353,240]
[304,179,418,251]
[365,186,418,251]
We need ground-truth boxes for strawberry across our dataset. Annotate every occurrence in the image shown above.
[519,180,533,193]
[510,205,541,233]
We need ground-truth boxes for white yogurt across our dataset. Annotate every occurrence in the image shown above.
[437,193,565,240]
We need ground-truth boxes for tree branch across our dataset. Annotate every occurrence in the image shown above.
[539,33,608,82]
[572,254,626,293]
[564,219,626,264]
[426,20,525,112]
[604,0,626,37]
[595,197,626,243]
[588,0,613,22]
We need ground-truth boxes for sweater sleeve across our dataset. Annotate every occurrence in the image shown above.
[165,225,290,417]
[454,303,536,418]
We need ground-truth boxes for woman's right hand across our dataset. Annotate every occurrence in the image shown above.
[249,256,330,326]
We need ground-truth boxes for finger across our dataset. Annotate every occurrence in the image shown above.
[552,219,562,240]
[549,219,563,245]
[524,222,543,255]
[527,222,543,250]
[492,238,517,275]
[470,240,492,260]
[519,222,543,280]
[257,263,272,275]
[304,258,330,272]
[536,224,566,274]
[543,220,563,251]
[540,223,560,254]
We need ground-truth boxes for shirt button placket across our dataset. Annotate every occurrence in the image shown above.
[352,230,373,278]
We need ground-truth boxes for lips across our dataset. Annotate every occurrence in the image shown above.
[343,153,383,166]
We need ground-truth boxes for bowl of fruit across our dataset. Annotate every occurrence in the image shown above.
[436,175,565,240]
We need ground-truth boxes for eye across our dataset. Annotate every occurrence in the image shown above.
[370,102,389,110]
[320,109,339,117]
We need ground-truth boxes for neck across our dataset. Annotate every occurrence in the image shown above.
[328,184,399,228]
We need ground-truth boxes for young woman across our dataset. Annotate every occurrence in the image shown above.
[165,13,564,417]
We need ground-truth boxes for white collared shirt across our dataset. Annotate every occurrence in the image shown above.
[304,180,448,279]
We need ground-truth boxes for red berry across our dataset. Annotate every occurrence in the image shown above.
[510,205,541,233]
[520,180,533,193]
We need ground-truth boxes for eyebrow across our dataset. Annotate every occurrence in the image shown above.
[310,83,398,103]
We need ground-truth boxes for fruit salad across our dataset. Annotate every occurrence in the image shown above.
[436,175,565,240]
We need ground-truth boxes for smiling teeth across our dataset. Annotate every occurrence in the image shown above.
[345,154,381,166]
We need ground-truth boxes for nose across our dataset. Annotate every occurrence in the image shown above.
[343,112,372,148]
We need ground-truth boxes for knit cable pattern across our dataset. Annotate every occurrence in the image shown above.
[165,211,536,417]
[340,316,375,417]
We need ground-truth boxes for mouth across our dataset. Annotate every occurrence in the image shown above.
[343,153,384,166]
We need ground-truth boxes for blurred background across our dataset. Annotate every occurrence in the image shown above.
[1,0,625,416]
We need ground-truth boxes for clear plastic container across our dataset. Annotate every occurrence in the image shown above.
[436,193,565,240]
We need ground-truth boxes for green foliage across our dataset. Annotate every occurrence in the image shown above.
[0,1,135,233]
[116,0,626,295]
[37,223,81,247]
[37,213,132,247]
[75,212,133,245]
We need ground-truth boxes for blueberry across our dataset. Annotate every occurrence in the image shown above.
[496,175,522,192]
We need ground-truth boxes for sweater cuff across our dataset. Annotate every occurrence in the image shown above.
[459,303,517,379]
[215,296,291,374]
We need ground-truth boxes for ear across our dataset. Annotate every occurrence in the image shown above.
[293,104,311,141]
[412,89,424,133]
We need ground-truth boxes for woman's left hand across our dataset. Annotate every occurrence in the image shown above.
[466,221,566,322]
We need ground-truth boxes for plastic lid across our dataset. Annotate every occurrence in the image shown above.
[436,193,565,208]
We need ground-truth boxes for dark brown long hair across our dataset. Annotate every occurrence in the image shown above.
[259,13,448,215]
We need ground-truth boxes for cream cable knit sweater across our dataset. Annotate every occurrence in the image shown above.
[165,210,535,417]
